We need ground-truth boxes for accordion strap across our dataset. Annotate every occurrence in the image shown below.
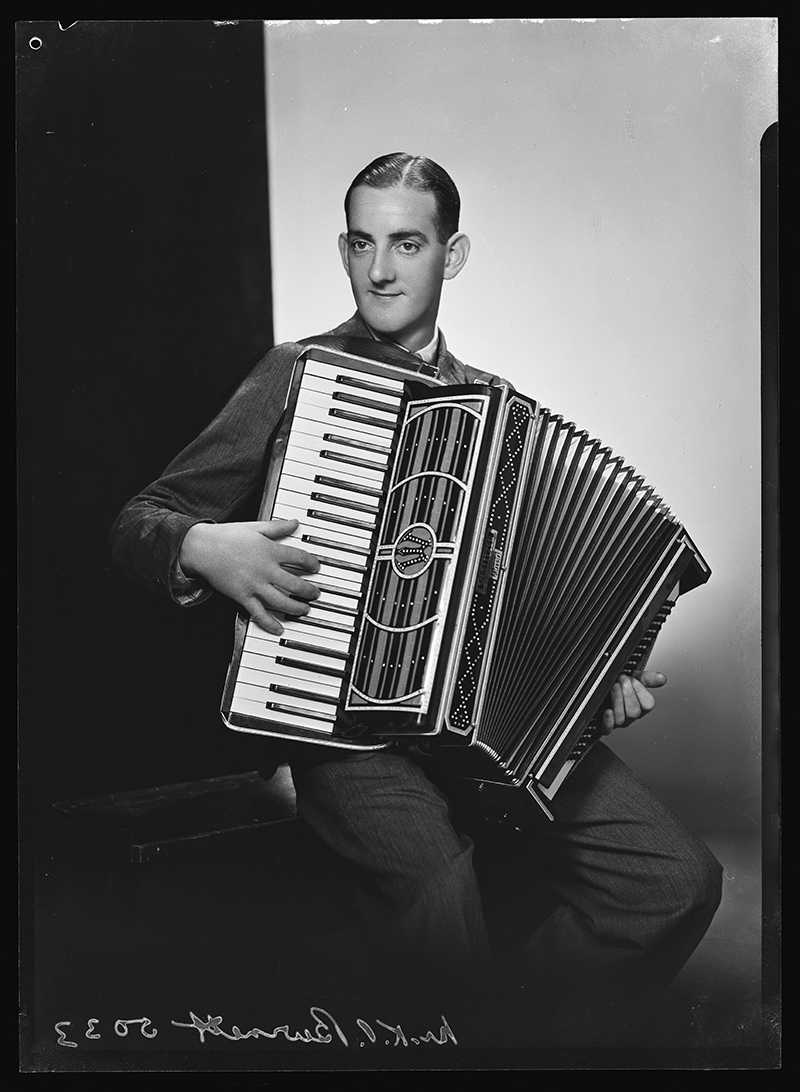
[468,367,516,390]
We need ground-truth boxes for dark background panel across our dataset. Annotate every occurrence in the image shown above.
[18,20,278,812]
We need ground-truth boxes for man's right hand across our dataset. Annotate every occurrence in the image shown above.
[179,519,320,635]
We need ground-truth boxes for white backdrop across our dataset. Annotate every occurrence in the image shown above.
[264,18,776,832]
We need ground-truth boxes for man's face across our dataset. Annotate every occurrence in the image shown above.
[339,184,468,353]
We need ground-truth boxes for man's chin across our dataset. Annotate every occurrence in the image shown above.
[356,300,433,351]
[361,313,410,345]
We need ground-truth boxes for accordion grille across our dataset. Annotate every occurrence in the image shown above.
[347,394,493,712]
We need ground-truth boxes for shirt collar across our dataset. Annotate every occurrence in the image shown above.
[408,329,441,365]
[363,322,441,367]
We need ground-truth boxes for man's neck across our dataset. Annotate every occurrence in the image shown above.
[363,321,440,363]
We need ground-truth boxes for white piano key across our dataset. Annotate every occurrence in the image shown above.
[314,586,361,612]
[301,370,405,408]
[275,490,377,532]
[281,454,386,488]
[258,685,340,716]
[302,590,359,620]
[286,417,394,456]
[275,480,379,516]
[272,531,371,573]
[290,556,366,593]
[267,528,367,574]
[279,473,381,506]
[272,491,373,531]
[289,617,356,644]
[286,419,393,452]
[245,622,352,656]
[229,692,336,734]
[247,597,358,635]
[287,446,391,483]
[240,639,349,672]
[279,615,357,648]
[306,393,404,423]
[230,678,334,709]
[310,402,402,432]
[302,601,358,630]
[302,359,406,395]
[311,562,365,591]
[280,473,382,510]
[303,355,406,382]
[239,653,346,691]
[272,499,375,548]
[294,388,399,430]
[236,663,344,701]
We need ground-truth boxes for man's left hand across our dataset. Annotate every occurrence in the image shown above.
[601,670,667,735]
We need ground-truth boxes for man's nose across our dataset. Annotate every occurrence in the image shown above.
[368,247,395,285]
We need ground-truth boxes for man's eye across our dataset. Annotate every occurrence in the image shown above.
[350,240,371,252]
[397,241,420,254]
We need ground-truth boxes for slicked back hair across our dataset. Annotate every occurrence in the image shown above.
[344,153,461,244]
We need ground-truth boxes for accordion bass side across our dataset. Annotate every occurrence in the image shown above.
[221,342,710,819]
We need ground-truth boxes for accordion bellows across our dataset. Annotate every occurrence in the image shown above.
[221,342,709,815]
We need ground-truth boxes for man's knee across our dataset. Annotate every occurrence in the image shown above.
[647,838,722,949]
[684,842,723,925]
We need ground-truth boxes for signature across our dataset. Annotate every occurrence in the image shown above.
[55,1008,458,1048]
[172,1007,458,1047]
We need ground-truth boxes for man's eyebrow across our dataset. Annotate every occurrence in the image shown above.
[347,228,430,244]
[388,229,430,244]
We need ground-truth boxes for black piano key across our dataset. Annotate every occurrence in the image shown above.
[309,492,381,515]
[279,637,351,660]
[331,391,402,414]
[294,614,356,634]
[329,408,397,431]
[323,432,392,455]
[303,581,361,601]
[307,510,377,533]
[269,684,340,706]
[334,374,405,397]
[265,701,336,723]
[321,449,389,472]
[312,553,368,574]
[300,599,358,618]
[275,656,347,678]
[314,474,383,498]
[302,534,370,558]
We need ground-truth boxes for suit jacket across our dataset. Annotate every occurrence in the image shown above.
[109,313,503,602]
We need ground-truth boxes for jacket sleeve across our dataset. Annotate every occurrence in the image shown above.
[109,342,302,604]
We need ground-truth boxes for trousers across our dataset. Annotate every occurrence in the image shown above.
[291,742,722,1006]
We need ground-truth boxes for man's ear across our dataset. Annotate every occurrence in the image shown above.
[443,232,470,281]
[338,232,352,277]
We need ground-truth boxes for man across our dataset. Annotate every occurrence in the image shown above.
[111,153,721,1041]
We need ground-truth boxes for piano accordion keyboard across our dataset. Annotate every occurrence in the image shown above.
[226,356,408,736]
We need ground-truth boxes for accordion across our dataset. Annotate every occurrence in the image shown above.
[221,340,710,820]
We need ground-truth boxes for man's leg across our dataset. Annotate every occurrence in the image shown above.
[511,742,723,1002]
[292,750,494,998]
